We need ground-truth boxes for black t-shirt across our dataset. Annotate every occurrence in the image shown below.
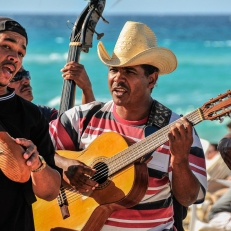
[37,104,58,122]
[0,88,58,231]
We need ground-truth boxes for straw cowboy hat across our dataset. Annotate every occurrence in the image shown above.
[97,21,177,75]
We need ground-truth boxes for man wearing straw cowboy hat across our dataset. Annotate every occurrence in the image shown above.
[50,21,207,230]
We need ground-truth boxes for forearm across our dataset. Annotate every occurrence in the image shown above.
[54,153,98,192]
[55,153,78,184]
[171,159,200,207]
[81,87,95,104]
[55,153,76,171]
[31,166,61,201]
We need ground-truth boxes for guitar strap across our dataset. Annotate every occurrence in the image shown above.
[146,99,172,128]
[145,99,186,231]
[141,99,172,163]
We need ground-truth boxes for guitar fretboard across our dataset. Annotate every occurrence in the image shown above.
[105,108,203,176]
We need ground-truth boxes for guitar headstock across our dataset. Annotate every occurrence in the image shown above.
[200,90,231,122]
[70,0,108,53]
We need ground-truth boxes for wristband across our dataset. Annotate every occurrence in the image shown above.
[31,155,46,172]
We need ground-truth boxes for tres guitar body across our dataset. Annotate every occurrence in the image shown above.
[33,132,149,231]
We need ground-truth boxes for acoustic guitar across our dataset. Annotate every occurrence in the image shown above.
[33,90,231,231]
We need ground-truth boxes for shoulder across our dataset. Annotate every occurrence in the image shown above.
[17,96,42,117]
[64,101,107,118]
[37,104,57,113]
[37,104,58,121]
[169,111,181,123]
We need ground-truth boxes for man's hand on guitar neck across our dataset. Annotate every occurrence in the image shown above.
[55,153,98,193]
[168,117,193,163]
[168,117,200,207]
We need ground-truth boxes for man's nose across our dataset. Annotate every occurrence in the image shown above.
[21,76,31,84]
[113,69,125,82]
[7,52,20,64]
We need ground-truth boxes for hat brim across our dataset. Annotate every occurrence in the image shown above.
[97,41,177,75]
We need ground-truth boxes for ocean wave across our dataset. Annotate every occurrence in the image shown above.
[24,50,94,64]
[46,96,112,108]
[204,40,231,47]
[178,56,231,65]
[25,52,68,63]
[55,37,65,44]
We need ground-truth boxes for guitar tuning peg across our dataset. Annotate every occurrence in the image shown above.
[219,117,224,123]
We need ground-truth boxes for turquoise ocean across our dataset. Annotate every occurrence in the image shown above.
[5,14,231,143]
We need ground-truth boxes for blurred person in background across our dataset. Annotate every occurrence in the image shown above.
[205,143,219,161]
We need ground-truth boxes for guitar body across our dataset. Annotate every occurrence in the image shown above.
[33,132,149,231]
[0,131,31,182]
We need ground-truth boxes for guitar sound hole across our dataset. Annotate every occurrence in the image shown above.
[92,162,108,184]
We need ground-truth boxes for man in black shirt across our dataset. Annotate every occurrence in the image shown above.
[0,16,61,231]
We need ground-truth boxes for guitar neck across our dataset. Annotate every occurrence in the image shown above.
[106,108,204,175]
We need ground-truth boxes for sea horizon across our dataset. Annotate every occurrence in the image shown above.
[2,14,231,143]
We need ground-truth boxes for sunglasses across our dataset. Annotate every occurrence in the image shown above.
[11,71,31,82]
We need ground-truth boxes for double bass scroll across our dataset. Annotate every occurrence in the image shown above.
[59,0,108,116]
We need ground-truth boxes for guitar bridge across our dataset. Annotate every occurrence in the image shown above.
[57,187,70,219]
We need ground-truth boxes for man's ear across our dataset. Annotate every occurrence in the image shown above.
[148,72,158,88]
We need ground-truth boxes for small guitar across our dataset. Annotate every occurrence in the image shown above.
[0,131,31,183]
[33,90,231,231]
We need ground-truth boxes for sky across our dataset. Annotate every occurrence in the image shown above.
[1,0,231,15]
